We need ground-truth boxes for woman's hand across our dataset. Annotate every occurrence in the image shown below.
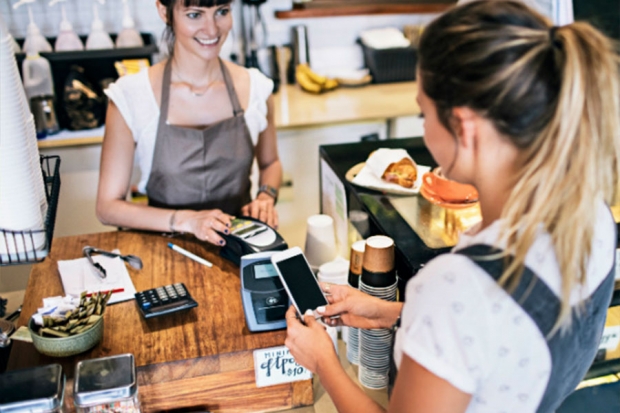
[317,283,402,330]
[285,306,339,375]
[174,209,234,246]
[241,194,278,228]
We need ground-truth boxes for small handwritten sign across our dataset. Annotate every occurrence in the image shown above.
[599,326,620,351]
[253,345,312,388]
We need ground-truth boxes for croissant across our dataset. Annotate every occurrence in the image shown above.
[382,157,418,188]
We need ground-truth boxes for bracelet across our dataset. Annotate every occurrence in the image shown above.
[169,210,179,233]
[258,184,279,204]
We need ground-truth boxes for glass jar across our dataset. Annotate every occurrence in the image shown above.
[73,354,140,413]
[0,364,65,412]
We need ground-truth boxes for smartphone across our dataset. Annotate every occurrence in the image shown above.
[271,246,329,318]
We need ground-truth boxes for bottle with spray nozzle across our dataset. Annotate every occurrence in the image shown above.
[14,0,53,54]
[50,0,83,51]
[85,0,114,50]
[116,0,143,48]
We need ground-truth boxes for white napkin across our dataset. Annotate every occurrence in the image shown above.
[360,28,411,50]
[352,163,430,195]
[351,148,429,194]
[57,251,137,304]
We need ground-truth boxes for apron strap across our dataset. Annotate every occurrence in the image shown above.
[219,58,244,117]
[159,58,174,127]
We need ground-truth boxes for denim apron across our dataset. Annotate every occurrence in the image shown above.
[389,244,615,412]
[146,58,254,214]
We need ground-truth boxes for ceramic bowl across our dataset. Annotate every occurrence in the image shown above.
[28,316,104,357]
[422,167,479,203]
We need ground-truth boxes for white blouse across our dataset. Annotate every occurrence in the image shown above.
[104,65,274,193]
[393,201,615,412]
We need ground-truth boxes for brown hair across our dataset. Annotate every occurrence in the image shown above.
[158,0,233,53]
[419,0,620,331]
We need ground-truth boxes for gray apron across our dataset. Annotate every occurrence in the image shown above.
[389,243,615,412]
[146,58,254,214]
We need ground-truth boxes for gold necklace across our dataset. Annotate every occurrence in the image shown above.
[172,60,220,98]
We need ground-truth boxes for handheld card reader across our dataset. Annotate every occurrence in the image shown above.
[240,251,289,332]
[219,216,288,266]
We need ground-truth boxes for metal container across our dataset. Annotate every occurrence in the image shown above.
[30,95,60,138]
[74,354,140,413]
[291,25,310,67]
[0,364,65,412]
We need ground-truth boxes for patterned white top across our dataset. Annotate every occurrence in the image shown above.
[104,65,273,193]
[393,201,615,412]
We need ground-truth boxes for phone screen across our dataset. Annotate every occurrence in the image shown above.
[275,254,328,315]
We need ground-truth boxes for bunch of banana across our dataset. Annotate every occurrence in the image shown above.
[296,63,339,94]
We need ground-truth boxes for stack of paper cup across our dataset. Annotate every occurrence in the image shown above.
[358,235,397,389]
[0,20,48,261]
[318,257,349,343]
[346,240,365,365]
[304,214,337,272]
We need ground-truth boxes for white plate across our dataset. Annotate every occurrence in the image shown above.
[346,162,431,195]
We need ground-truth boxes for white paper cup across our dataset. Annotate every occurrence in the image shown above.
[304,214,337,270]
[318,258,349,285]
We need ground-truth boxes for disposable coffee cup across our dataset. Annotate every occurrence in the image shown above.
[318,258,349,285]
[304,214,337,270]
[348,240,366,288]
[361,236,396,287]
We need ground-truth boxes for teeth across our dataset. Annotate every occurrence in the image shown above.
[196,37,218,45]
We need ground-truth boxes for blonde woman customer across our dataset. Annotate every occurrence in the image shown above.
[285,1,620,412]
[97,0,281,246]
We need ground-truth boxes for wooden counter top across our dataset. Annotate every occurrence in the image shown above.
[7,231,312,412]
[37,82,420,149]
[274,81,419,130]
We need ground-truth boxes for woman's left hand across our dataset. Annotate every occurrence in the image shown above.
[241,194,278,228]
[284,306,339,374]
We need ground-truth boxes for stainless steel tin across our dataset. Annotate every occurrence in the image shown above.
[0,364,65,412]
[291,25,310,67]
[73,353,137,407]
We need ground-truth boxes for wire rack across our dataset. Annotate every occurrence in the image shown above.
[0,155,61,265]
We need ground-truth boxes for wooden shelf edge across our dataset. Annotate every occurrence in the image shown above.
[275,3,453,19]
[37,136,104,149]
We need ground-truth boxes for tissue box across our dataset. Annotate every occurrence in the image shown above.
[360,42,417,84]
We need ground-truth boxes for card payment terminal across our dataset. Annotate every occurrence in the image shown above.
[220,217,288,265]
[240,251,289,332]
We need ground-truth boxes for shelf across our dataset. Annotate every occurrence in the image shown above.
[0,156,61,265]
[275,2,453,18]
[14,34,158,131]
[14,33,158,63]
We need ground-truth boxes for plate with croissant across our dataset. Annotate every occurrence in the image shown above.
[345,148,431,195]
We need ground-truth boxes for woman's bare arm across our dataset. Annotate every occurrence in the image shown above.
[241,95,282,227]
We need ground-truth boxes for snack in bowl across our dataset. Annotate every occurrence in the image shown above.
[366,148,418,188]
[28,290,111,357]
[422,167,479,204]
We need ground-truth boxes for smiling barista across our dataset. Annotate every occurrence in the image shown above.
[96,0,281,247]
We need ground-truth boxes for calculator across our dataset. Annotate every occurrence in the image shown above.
[134,283,198,319]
